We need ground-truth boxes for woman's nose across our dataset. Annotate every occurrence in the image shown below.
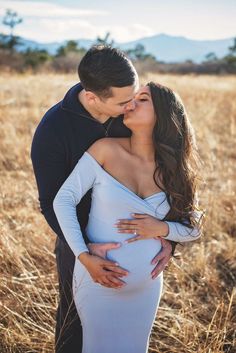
[124,99,136,112]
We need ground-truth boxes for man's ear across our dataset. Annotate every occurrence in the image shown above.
[85,91,98,105]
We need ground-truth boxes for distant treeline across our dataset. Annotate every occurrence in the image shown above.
[1,35,236,75]
[0,9,236,75]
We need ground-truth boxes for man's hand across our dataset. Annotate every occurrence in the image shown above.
[87,242,121,258]
[115,213,169,243]
[79,245,129,288]
[151,237,172,279]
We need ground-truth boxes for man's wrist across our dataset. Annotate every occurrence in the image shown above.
[77,251,91,265]
[160,222,179,257]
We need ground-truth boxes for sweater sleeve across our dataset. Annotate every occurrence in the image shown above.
[31,119,68,240]
[53,153,97,257]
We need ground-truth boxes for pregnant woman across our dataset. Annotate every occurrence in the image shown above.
[53,82,202,353]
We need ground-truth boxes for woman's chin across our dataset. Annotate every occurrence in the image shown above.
[123,116,132,128]
[123,113,134,125]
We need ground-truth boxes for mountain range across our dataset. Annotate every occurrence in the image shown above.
[16,33,234,63]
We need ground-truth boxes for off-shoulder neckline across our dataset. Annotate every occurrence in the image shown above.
[84,151,166,202]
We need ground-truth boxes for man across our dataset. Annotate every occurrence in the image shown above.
[31,45,175,353]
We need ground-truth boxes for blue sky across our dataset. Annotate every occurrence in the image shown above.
[0,0,235,43]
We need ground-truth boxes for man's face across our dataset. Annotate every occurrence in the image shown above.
[95,82,139,117]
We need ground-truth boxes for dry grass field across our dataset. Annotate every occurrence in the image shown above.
[0,72,235,353]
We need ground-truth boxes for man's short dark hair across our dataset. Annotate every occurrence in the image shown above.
[78,45,137,98]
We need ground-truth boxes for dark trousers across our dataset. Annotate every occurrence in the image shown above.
[54,237,83,353]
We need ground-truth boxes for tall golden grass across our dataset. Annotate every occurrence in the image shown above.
[0,73,235,353]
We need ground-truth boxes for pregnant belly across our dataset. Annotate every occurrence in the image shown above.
[106,238,162,288]
[86,219,163,288]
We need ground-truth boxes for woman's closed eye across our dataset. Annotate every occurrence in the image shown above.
[135,96,148,101]
[135,93,150,102]
[136,98,148,102]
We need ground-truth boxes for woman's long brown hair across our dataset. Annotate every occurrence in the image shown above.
[148,82,202,229]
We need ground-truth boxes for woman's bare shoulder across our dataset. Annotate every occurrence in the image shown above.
[87,137,129,165]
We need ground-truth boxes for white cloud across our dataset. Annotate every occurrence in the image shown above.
[9,20,154,43]
[0,0,113,43]
[10,17,105,42]
[110,24,155,43]
[0,0,109,18]
[0,2,155,43]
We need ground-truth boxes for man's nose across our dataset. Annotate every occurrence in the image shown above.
[124,99,136,112]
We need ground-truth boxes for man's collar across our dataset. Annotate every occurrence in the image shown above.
[61,82,93,119]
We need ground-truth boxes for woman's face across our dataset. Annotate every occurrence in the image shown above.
[123,85,156,131]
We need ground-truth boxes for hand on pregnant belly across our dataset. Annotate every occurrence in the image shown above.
[115,213,169,243]
[79,252,129,288]
[106,238,163,289]
[87,241,122,258]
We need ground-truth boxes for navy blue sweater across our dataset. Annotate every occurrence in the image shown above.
[31,83,131,242]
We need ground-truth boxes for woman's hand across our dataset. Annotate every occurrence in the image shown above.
[78,252,128,288]
[115,213,169,243]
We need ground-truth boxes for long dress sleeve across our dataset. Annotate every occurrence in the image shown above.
[53,153,98,258]
[163,204,202,242]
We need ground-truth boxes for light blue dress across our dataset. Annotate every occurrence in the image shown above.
[53,152,200,353]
